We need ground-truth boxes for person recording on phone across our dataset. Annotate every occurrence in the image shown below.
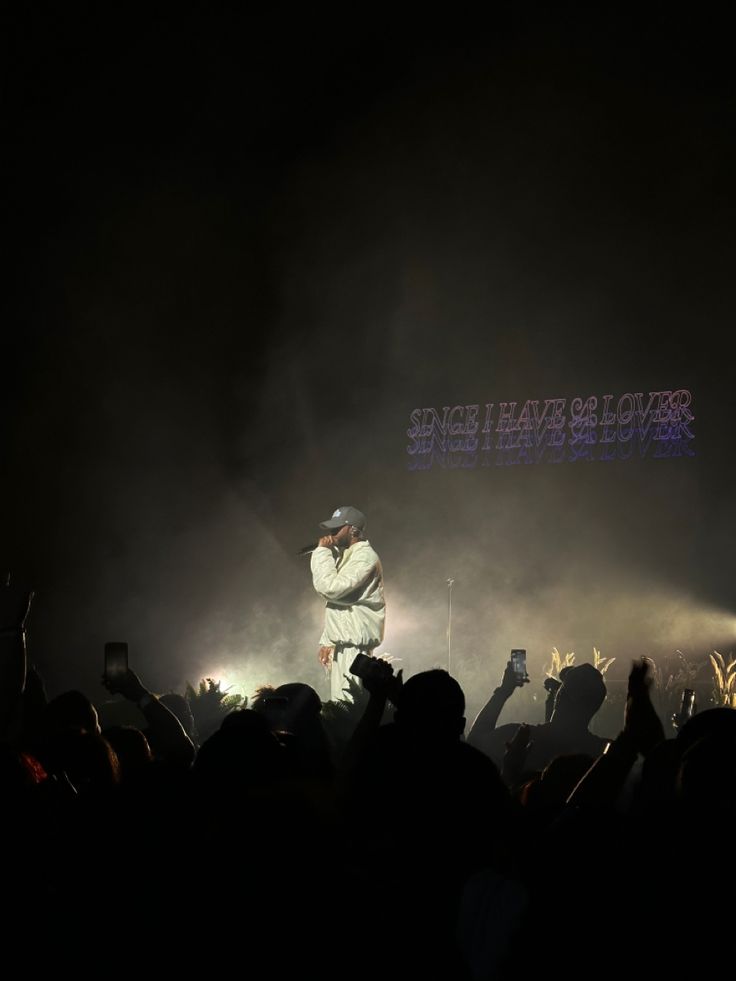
[102,663,195,769]
[309,506,385,701]
[467,658,609,773]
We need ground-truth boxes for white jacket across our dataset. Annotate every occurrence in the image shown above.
[311,540,385,648]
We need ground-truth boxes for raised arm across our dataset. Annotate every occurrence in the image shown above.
[310,544,377,602]
[102,668,195,769]
[342,660,403,767]
[567,658,665,809]
[467,659,528,746]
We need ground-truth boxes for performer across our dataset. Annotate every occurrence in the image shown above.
[310,506,385,701]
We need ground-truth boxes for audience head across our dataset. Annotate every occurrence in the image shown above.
[395,669,466,740]
[41,690,101,737]
[552,664,606,725]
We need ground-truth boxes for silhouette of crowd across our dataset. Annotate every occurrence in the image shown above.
[1,583,731,978]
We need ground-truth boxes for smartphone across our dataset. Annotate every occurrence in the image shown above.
[680,688,696,720]
[511,649,527,680]
[104,642,128,683]
[350,651,384,681]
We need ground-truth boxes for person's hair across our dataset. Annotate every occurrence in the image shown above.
[159,691,197,741]
[42,690,100,735]
[395,669,465,737]
[104,725,153,777]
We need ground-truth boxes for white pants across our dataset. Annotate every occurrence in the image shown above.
[329,645,369,702]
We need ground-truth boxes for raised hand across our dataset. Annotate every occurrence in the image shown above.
[502,722,533,786]
[624,658,665,756]
[101,667,148,703]
[498,659,530,696]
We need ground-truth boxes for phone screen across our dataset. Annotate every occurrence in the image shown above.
[511,649,527,679]
[104,642,128,683]
[681,688,696,719]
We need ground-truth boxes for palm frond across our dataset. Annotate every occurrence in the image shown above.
[592,646,616,673]
[708,651,736,706]
[544,646,576,679]
[709,654,724,691]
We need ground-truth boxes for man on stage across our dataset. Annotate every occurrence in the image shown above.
[310,506,385,701]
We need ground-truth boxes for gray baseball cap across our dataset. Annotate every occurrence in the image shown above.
[320,506,366,531]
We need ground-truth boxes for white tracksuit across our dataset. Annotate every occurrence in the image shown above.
[310,539,385,701]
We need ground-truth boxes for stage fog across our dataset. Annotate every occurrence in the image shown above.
[5,17,735,722]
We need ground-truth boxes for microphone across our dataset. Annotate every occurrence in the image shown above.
[298,537,339,555]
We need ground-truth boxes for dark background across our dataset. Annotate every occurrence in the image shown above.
[3,8,735,715]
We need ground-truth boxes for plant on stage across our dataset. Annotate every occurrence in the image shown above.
[709,651,736,708]
[545,646,615,680]
[636,650,708,732]
[651,650,698,718]
[670,649,699,688]
[185,677,247,743]
[544,648,576,679]
[592,647,615,674]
